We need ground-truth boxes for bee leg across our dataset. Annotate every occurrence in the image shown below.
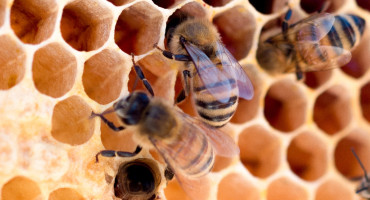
[182,69,192,96]
[131,53,154,96]
[295,65,303,80]
[95,146,142,162]
[164,167,175,181]
[175,89,186,104]
[154,45,191,61]
[175,70,192,104]
[92,111,125,132]
[282,8,292,34]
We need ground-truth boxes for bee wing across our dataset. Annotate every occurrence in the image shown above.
[215,42,254,100]
[294,43,352,72]
[178,110,240,157]
[183,41,232,103]
[150,110,238,200]
[150,111,239,172]
[292,13,336,43]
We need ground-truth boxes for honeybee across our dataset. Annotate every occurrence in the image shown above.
[114,158,173,200]
[257,8,366,80]
[155,18,254,128]
[92,57,239,199]
[351,148,370,199]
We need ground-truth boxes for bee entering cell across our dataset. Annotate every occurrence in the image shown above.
[92,56,240,200]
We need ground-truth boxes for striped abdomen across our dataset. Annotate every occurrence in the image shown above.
[153,122,214,178]
[296,14,365,66]
[192,63,239,128]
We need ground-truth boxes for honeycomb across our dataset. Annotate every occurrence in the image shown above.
[0,0,370,199]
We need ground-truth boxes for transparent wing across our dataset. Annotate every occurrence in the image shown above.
[150,110,239,175]
[178,110,240,157]
[294,43,352,72]
[183,41,232,103]
[150,110,239,200]
[215,42,254,100]
[290,13,335,43]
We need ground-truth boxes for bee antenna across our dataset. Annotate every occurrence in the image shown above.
[90,109,116,119]
[351,147,370,183]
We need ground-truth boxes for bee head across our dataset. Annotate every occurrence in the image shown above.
[256,42,287,73]
[114,91,150,125]
[171,18,219,56]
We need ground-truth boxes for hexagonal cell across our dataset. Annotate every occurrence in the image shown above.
[313,85,352,135]
[356,0,370,11]
[60,0,113,51]
[106,0,133,6]
[300,0,345,13]
[217,173,260,200]
[115,2,163,55]
[249,0,286,14]
[340,30,370,79]
[266,177,308,200]
[304,71,332,89]
[238,125,281,178]
[0,0,6,27]
[32,43,77,98]
[152,0,184,9]
[264,79,307,132]
[231,64,262,124]
[100,107,137,152]
[49,188,85,200]
[165,2,207,47]
[334,129,370,179]
[114,158,162,200]
[10,0,58,44]
[213,6,256,60]
[315,179,355,200]
[360,81,370,122]
[1,176,41,200]
[83,49,128,105]
[204,0,232,7]
[0,34,26,90]
[51,96,95,145]
[287,131,327,181]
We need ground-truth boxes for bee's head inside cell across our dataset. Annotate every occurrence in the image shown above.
[114,92,150,125]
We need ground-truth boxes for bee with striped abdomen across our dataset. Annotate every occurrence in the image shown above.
[92,57,239,200]
[351,148,370,199]
[155,18,254,128]
[257,7,366,80]
[113,158,173,200]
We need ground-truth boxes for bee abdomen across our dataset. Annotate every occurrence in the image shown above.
[193,78,236,92]
[166,126,214,177]
[195,93,238,128]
